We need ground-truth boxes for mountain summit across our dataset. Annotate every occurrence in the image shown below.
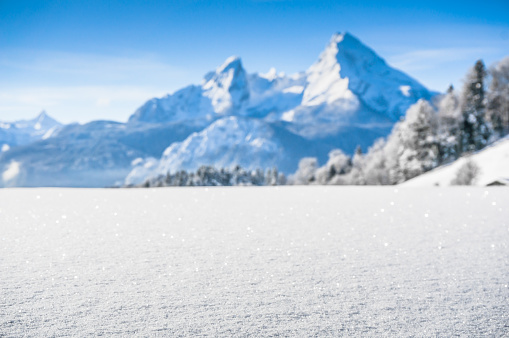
[202,56,250,115]
[0,33,436,187]
[0,111,62,151]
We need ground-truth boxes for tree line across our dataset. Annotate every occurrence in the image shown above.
[137,165,286,187]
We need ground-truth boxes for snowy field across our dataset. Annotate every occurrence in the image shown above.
[1,187,508,336]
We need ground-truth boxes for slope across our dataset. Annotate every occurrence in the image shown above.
[401,136,509,187]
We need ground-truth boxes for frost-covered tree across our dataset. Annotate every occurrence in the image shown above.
[362,139,391,185]
[138,165,285,187]
[314,149,352,185]
[291,157,318,184]
[383,100,438,183]
[436,85,461,163]
[348,145,366,185]
[487,56,509,137]
[265,167,287,186]
[450,159,481,185]
[459,60,492,152]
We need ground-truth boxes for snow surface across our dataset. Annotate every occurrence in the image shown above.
[402,136,509,187]
[1,187,508,336]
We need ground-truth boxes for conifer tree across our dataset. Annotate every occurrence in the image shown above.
[487,57,509,137]
[459,60,492,152]
[436,85,461,163]
[384,100,438,183]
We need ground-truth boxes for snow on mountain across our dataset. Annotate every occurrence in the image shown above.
[287,33,433,136]
[324,33,432,119]
[130,32,434,184]
[302,35,359,108]
[129,56,251,124]
[401,136,509,187]
[157,117,280,174]
[1,33,436,187]
[202,56,250,115]
[244,71,306,120]
[0,119,204,187]
[134,116,326,184]
[124,157,159,186]
[0,111,62,150]
[127,85,215,124]
[129,32,433,134]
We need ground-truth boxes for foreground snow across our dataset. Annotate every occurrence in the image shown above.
[1,187,508,336]
[402,136,509,187]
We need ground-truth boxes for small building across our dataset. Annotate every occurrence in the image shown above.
[486,178,509,186]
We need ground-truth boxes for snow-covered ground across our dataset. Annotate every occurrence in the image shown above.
[1,187,508,336]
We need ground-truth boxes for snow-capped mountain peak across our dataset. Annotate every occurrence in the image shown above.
[14,110,61,130]
[303,32,432,121]
[302,33,358,107]
[30,110,62,131]
[0,111,63,151]
[202,56,250,115]
[216,55,243,74]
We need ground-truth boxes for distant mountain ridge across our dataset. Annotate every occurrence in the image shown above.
[0,111,62,151]
[0,32,435,187]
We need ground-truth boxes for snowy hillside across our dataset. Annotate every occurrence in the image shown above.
[0,32,435,187]
[401,136,509,187]
[134,116,331,183]
[1,187,508,335]
[0,111,62,151]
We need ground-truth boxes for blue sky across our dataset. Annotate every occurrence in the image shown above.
[1,0,508,123]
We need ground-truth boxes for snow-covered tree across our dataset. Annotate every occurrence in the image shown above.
[459,60,492,152]
[314,149,352,185]
[362,139,391,185]
[436,85,461,163]
[348,145,366,185]
[265,167,286,186]
[291,157,318,185]
[383,100,438,183]
[487,56,509,137]
[450,159,481,185]
[138,165,286,187]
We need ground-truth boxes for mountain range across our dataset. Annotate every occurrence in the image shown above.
[0,32,435,187]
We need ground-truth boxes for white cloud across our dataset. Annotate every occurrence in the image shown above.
[388,47,499,72]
